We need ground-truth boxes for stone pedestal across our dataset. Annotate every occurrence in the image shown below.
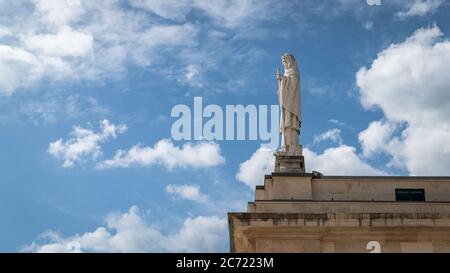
[274,146,305,173]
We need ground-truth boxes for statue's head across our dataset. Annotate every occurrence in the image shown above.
[281,53,296,70]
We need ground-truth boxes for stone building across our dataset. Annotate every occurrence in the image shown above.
[228,172,450,253]
[229,53,450,253]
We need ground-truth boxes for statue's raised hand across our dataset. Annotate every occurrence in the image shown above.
[276,68,282,81]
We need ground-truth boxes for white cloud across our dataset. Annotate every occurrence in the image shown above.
[48,120,127,168]
[32,0,84,25]
[182,64,202,87]
[131,0,192,21]
[364,21,374,30]
[357,26,450,175]
[20,94,109,125]
[236,144,384,188]
[313,128,343,145]
[165,215,227,252]
[0,1,201,94]
[236,147,275,188]
[0,0,279,94]
[328,119,352,129]
[23,206,228,253]
[0,26,12,37]
[304,146,385,176]
[396,0,444,18]
[24,26,93,57]
[133,0,272,28]
[0,45,43,95]
[97,139,225,170]
[191,0,272,28]
[358,120,397,158]
[166,184,209,204]
[185,64,199,81]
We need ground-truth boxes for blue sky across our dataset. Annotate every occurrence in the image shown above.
[1,0,450,252]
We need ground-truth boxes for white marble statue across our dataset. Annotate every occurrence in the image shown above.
[276,53,301,155]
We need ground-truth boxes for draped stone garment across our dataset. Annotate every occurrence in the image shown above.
[278,62,301,132]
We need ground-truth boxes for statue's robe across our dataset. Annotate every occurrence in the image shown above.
[279,66,300,134]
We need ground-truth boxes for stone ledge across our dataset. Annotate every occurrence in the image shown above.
[265,173,314,179]
[253,199,450,203]
[229,212,450,225]
[264,173,450,180]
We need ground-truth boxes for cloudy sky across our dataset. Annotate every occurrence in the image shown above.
[1,0,450,252]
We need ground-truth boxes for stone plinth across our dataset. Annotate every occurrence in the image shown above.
[274,153,305,173]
